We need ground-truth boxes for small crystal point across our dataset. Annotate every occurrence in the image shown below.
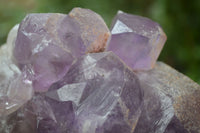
[108,11,167,70]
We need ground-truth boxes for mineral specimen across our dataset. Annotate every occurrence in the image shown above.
[107,11,167,70]
[14,11,110,92]
[0,7,199,133]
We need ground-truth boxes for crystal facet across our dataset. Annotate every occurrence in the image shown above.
[108,11,167,70]
[13,13,82,92]
[54,51,143,133]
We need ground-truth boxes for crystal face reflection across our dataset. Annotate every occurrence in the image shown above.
[108,11,167,70]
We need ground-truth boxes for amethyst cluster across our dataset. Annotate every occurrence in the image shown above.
[0,7,200,133]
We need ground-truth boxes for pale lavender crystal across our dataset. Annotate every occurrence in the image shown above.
[69,8,111,53]
[53,51,143,133]
[14,9,111,92]
[0,24,33,117]
[108,11,167,70]
[14,13,83,92]
[1,52,143,133]
[0,47,33,117]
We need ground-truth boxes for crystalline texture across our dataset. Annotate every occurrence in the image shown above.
[107,11,167,70]
[1,7,199,133]
[1,52,143,133]
[14,9,111,92]
[0,43,33,117]
[54,51,143,133]
[133,73,174,133]
[0,94,75,133]
[13,13,82,92]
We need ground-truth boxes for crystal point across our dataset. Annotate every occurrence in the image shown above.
[55,52,143,133]
[108,11,167,70]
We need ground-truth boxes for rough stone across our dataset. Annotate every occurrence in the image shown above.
[136,62,200,133]
[69,7,111,53]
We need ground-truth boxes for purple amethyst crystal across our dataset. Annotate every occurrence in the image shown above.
[1,7,199,133]
[0,94,75,133]
[1,52,143,133]
[107,11,167,70]
[14,10,110,92]
[14,13,79,92]
[54,51,143,133]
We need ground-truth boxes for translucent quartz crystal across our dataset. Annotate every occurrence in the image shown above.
[13,13,80,92]
[0,94,75,133]
[14,9,110,92]
[0,39,33,117]
[69,8,111,53]
[1,52,143,133]
[55,51,143,133]
[108,11,167,70]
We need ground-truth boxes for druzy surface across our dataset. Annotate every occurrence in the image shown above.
[108,11,167,70]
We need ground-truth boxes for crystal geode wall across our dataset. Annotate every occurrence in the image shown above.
[0,7,200,133]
